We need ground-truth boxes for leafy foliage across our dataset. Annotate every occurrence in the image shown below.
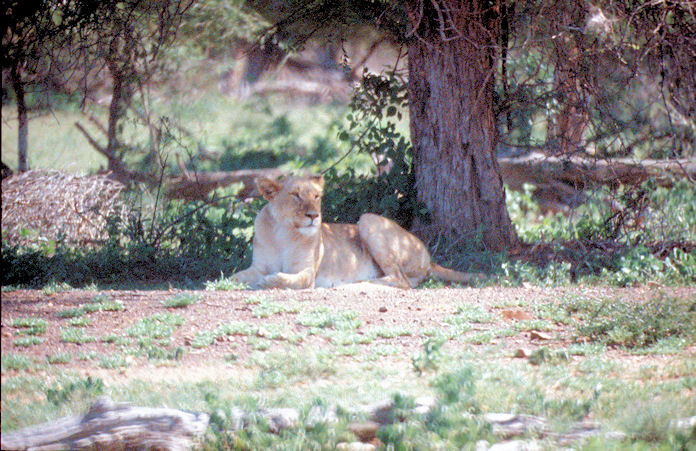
[323,71,427,229]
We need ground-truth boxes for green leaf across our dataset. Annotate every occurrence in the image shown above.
[52,9,63,26]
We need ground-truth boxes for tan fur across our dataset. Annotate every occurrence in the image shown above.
[231,175,481,289]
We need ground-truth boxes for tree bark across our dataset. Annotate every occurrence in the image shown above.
[406,1,517,251]
[0,396,209,451]
[10,63,29,172]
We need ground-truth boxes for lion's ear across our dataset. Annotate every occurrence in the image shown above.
[310,175,325,191]
[256,177,282,201]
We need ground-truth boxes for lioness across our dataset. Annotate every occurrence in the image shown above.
[231,175,480,289]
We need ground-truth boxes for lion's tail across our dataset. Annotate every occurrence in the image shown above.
[430,263,483,285]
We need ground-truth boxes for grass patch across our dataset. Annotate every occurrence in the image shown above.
[296,308,361,329]
[567,293,696,347]
[446,304,496,325]
[77,351,99,361]
[1,353,38,372]
[42,281,73,295]
[60,327,96,344]
[99,354,130,369]
[57,308,86,319]
[68,317,93,327]
[251,299,302,318]
[46,376,104,406]
[57,297,124,320]
[127,313,185,340]
[250,348,335,389]
[11,317,48,335]
[191,330,217,348]
[162,293,200,308]
[13,336,45,347]
[46,352,73,364]
[137,340,185,360]
[216,321,259,336]
[205,274,249,291]
[101,334,130,346]
[369,326,413,338]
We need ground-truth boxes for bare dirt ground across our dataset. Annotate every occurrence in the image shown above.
[3,285,695,382]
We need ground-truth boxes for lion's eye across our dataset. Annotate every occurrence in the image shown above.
[291,192,301,200]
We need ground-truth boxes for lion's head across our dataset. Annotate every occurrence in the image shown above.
[256,175,325,235]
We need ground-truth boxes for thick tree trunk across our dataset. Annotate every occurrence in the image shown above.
[10,63,29,172]
[406,2,517,251]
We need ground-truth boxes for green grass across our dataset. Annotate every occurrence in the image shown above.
[60,328,96,344]
[57,307,86,319]
[204,274,249,291]
[11,317,48,335]
[13,336,45,347]
[565,294,696,348]
[67,317,93,327]
[251,299,302,318]
[1,111,108,173]
[296,308,361,329]
[216,321,259,336]
[99,355,130,369]
[162,293,200,308]
[46,353,73,365]
[127,313,185,340]
[191,330,217,348]
[41,281,73,295]
[1,353,38,372]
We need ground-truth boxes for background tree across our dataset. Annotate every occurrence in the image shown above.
[405,0,517,251]
[3,1,99,171]
[253,0,518,251]
[3,1,192,177]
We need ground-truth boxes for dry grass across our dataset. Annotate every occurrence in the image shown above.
[1,171,126,246]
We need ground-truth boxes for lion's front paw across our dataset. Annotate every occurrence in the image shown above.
[259,274,284,289]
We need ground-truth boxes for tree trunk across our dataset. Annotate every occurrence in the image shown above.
[10,63,29,172]
[406,1,517,251]
[106,58,124,170]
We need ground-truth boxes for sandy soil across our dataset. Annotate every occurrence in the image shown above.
[3,285,694,381]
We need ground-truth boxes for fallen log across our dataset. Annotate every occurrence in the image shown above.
[498,152,695,212]
[0,397,209,451]
[166,167,288,200]
[498,152,695,190]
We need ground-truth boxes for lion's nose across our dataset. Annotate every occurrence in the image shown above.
[306,212,319,221]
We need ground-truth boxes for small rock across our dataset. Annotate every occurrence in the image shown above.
[529,331,552,341]
[488,440,541,451]
[378,306,388,313]
[337,442,376,451]
[502,310,533,321]
[413,396,438,416]
[349,421,380,442]
[514,348,530,358]
[484,413,547,437]
[671,416,696,432]
[260,407,299,433]
[306,405,338,428]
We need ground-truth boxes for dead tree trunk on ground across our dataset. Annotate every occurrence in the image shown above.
[0,397,209,451]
